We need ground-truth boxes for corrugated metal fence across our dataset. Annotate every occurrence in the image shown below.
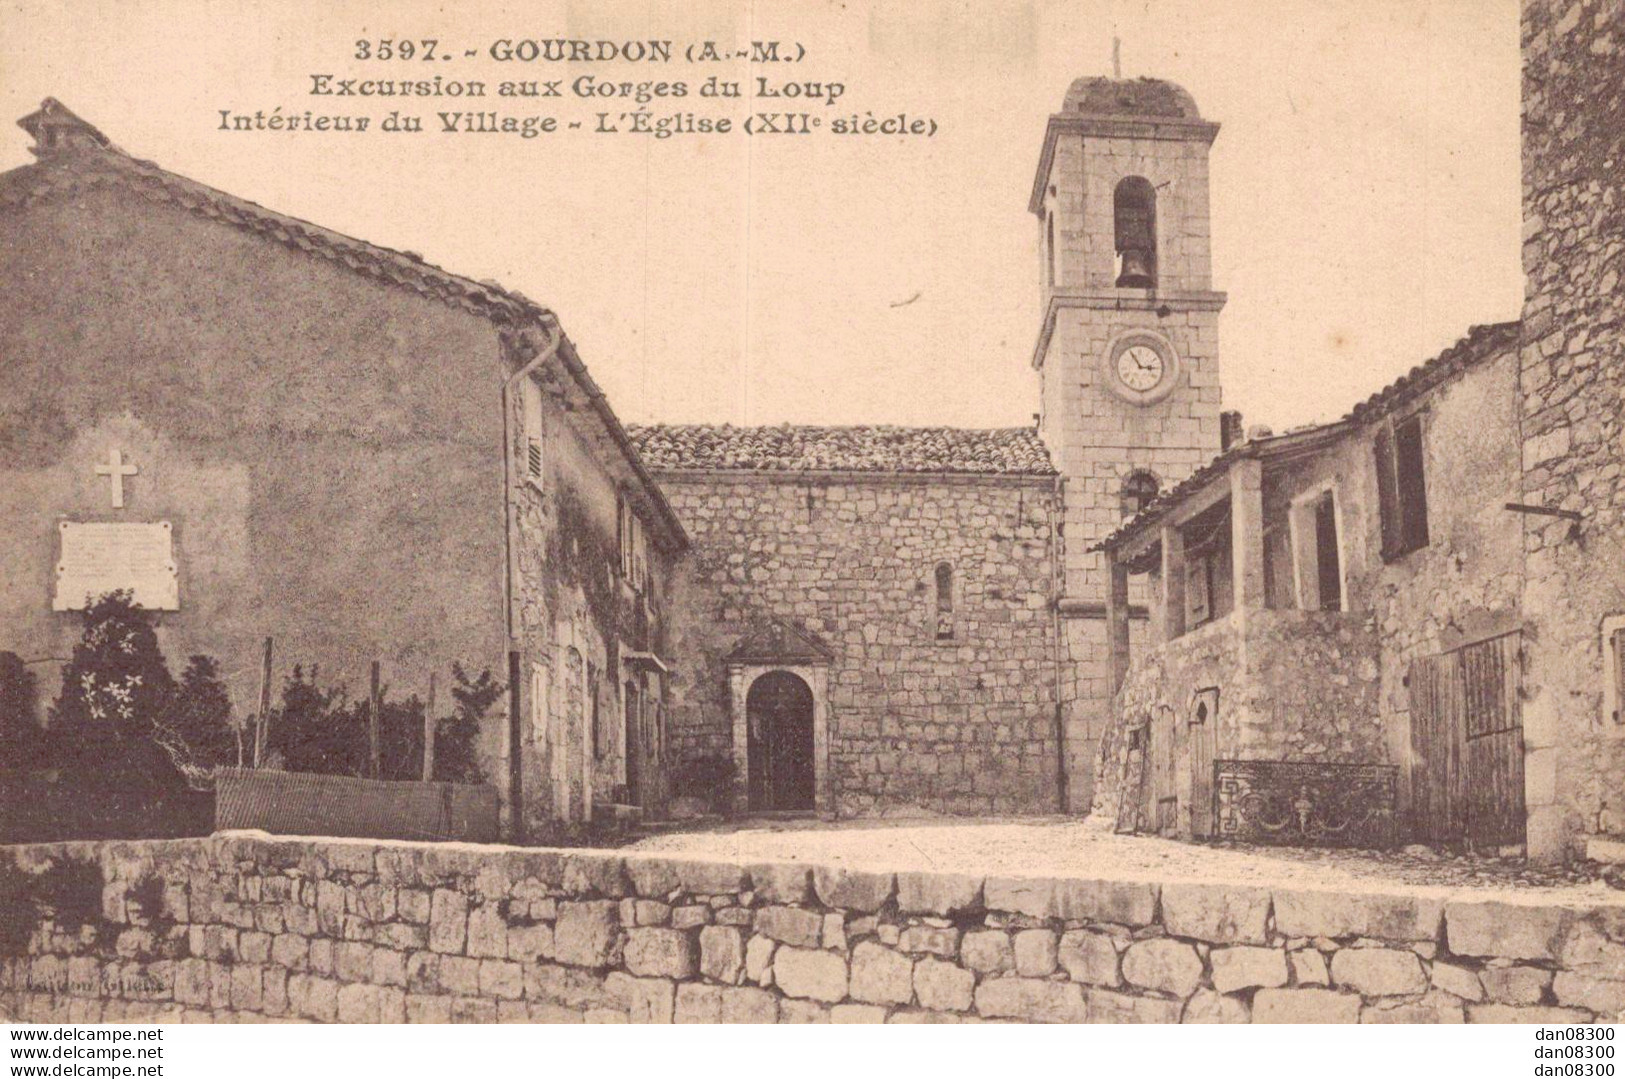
[214,767,499,843]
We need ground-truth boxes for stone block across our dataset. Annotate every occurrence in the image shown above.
[552,901,619,969]
[1361,991,1465,1023]
[823,912,847,953]
[427,889,468,955]
[896,872,983,915]
[1058,930,1120,986]
[623,928,697,980]
[439,955,480,996]
[961,930,1014,974]
[675,860,750,897]
[812,866,894,912]
[1288,949,1328,986]
[506,923,554,964]
[720,986,778,1023]
[671,905,710,930]
[561,853,627,898]
[1329,947,1428,997]
[370,948,406,988]
[779,999,831,1023]
[624,857,681,898]
[1481,964,1552,1005]
[747,863,811,905]
[466,903,508,959]
[1430,961,1484,1002]
[336,982,380,1024]
[1161,882,1271,945]
[526,963,615,1011]
[889,1009,964,1024]
[983,876,1056,918]
[699,926,745,985]
[479,959,523,999]
[1252,988,1361,1024]
[755,905,823,948]
[913,957,974,1012]
[1466,1003,1593,1024]
[975,977,1087,1023]
[1272,889,1443,942]
[1559,921,1625,971]
[1086,987,1184,1024]
[674,982,724,1023]
[850,942,915,1006]
[898,925,960,958]
[404,951,440,994]
[832,1003,889,1023]
[336,941,372,983]
[1053,878,1158,926]
[606,972,675,1024]
[773,946,849,1003]
[1445,900,1570,960]
[1209,946,1288,994]
[1182,988,1250,1024]
[1553,971,1625,1015]
[1014,929,1059,976]
[745,934,776,985]
[270,934,309,971]
[1121,938,1203,998]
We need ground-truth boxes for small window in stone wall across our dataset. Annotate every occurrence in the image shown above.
[935,562,955,640]
[1375,412,1430,561]
[1605,615,1625,726]
[1121,471,1160,519]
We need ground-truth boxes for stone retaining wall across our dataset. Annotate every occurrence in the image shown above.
[3,834,1624,1024]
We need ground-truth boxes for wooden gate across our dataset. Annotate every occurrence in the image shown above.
[1188,689,1218,838]
[1409,631,1524,849]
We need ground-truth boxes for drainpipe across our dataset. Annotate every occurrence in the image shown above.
[500,326,562,843]
[1051,472,1070,813]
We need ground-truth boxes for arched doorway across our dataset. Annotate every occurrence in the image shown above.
[746,671,815,811]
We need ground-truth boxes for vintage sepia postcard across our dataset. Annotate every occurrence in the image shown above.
[1,0,1622,1056]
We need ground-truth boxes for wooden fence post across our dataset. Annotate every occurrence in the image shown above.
[369,660,382,780]
[422,672,438,782]
[252,637,273,768]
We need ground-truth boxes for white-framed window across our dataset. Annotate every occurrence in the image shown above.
[520,376,545,489]
[1604,615,1625,725]
[529,661,549,746]
[1288,482,1347,612]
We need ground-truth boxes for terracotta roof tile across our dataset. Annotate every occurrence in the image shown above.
[627,424,1056,476]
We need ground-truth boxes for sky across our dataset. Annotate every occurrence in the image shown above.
[0,0,1524,432]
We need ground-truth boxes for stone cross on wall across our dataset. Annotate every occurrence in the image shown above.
[94,448,138,508]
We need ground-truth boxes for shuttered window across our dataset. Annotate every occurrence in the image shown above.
[1375,413,1430,561]
[520,377,545,487]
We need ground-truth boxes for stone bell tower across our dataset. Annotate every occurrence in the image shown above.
[1030,77,1226,810]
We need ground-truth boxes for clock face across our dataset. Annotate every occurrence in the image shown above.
[1116,344,1166,393]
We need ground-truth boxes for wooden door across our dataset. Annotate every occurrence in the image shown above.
[1189,689,1218,838]
[746,671,815,812]
[1409,632,1524,849]
[1461,633,1525,848]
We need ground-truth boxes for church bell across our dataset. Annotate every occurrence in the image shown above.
[1116,246,1156,289]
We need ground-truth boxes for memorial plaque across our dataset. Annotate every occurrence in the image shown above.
[53,521,179,611]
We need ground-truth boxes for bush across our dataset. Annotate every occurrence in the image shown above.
[671,758,737,815]
[33,592,213,840]
[0,651,38,776]
[434,664,499,785]
[30,857,104,929]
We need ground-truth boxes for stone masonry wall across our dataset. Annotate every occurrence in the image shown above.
[1520,0,1625,860]
[5,834,1625,1024]
[661,473,1061,817]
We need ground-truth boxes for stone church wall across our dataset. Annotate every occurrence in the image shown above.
[1519,0,1625,860]
[659,473,1062,817]
[6,833,1624,1024]
[0,185,509,739]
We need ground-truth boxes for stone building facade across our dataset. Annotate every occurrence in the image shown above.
[0,100,685,838]
[633,427,1062,818]
[1518,0,1625,861]
[1092,324,1527,849]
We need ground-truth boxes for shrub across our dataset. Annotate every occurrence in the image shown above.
[435,664,500,785]
[39,592,211,839]
[0,652,38,776]
[0,858,33,954]
[671,758,737,815]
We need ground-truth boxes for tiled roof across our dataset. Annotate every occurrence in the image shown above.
[1091,320,1522,554]
[627,424,1057,476]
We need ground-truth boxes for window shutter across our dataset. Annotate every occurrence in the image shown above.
[526,438,543,481]
[1374,425,1401,560]
[520,379,545,485]
[1395,415,1430,553]
[1614,627,1625,724]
